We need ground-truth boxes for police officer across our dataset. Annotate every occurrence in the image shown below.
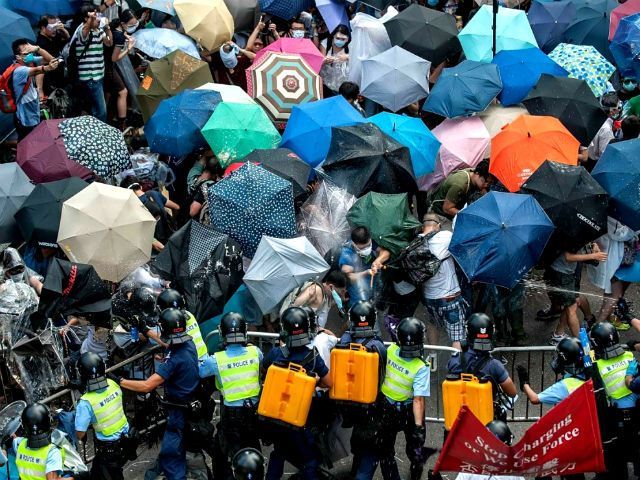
[233,448,265,480]
[590,321,638,480]
[261,307,332,480]
[200,312,262,479]
[157,288,208,360]
[75,352,129,480]
[112,308,200,480]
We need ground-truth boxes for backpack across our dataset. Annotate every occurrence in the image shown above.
[397,232,446,286]
[0,64,31,114]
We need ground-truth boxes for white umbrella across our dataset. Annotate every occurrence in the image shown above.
[478,104,527,158]
[197,82,256,104]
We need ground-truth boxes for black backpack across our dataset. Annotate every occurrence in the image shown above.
[397,232,446,286]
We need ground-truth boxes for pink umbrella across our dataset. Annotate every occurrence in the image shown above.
[253,37,324,73]
[610,0,640,40]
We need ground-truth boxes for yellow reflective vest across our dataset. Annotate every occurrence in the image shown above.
[185,311,207,359]
[16,439,58,480]
[214,346,261,403]
[381,344,428,402]
[80,379,128,437]
[596,351,634,400]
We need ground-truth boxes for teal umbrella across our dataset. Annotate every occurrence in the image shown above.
[459,5,538,63]
[548,43,615,97]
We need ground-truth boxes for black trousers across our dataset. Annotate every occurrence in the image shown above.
[91,441,125,480]
[214,406,261,480]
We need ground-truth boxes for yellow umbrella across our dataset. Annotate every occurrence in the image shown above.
[57,183,156,282]
[175,0,234,52]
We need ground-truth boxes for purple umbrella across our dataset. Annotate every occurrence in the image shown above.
[316,0,350,32]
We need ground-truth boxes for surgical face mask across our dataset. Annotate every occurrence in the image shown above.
[23,53,35,64]
[331,288,343,310]
[623,80,637,92]
[125,22,139,33]
[354,243,372,257]
[291,29,305,38]
[333,38,347,48]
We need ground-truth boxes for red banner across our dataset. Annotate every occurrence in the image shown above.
[434,380,606,477]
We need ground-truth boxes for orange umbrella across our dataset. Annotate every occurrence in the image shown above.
[489,114,579,192]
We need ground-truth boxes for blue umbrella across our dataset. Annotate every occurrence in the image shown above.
[610,13,640,81]
[449,191,555,288]
[615,255,640,282]
[0,8,35,70]
[280,96,365,168]
[527,0,576,53]
[423,60,502,118]
[492,48,567,106]
[592,138,640,230]
[145,89,222,157]
[132,28,200,60]
[563,0,617,63]
[139,0,175,15]
[369,112,440,178]
[207,162,297,257]
[259,0,313,19]
[9,0,81,16]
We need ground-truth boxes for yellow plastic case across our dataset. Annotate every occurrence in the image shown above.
[258,362,316,427]
[442,373,493,430]
[329,343,379,404]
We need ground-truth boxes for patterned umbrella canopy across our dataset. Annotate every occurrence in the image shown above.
[254,38,324,74]
[258,0,313,19]
[246,51,322,123]
[548,43,615,97]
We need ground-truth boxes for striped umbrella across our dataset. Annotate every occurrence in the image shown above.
[246,51,322,123]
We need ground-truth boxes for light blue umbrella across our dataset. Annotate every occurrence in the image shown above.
[139,0,175,15]
[369,112,440,178]
[132,28,199,60]
[459,5,538,63]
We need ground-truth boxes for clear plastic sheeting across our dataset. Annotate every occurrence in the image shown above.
[348,12,394,85]
[0,280,38,347]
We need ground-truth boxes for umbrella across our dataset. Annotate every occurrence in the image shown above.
[316,0,349,32]
[153,220,244,321]
[527,0,576,53]
[254,37,324,74]
[615,252,640,282]
[369,112,440,179]
[139,0,175,14]
[564,0,617,62]
[592,138,640,230]
[492,47,567,106]
[243,148,311,200]
[223,0,259,33]
[244,236,330,313]
[280,96,365,168]
[246,51,322,123]
[132,28,200,60]
[145,89,222,157]
[136,50,213,121]
[423,60,502,118]
[197,82,256,104]
[610,13,640,80]
[449,191,555,288]
[58,116,130,180]
[16,120,93,184]
[9,0,80,15]
[383,4,461,66]
[490,114,579,192]
[478,104,527,157]
[297,180,356,257]
[201,102,281,167]
[523,74,607,146]
[57,184,156,282]
[521,160,608,250]
[610,0,640,40]
[0,7,35,70]
[548,43,615,98]
[0,163,33,244]
[348,12,393,86]
[360,46,430,113]
[175,0,234,51]
[322,123,416,197]
[346,192,421,257]
[207,162,297,257]
[14,178,88,248]
[258,0,313,19]
[459,5,538,63]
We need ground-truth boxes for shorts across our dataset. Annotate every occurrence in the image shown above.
[424,295,468,343]
[544,268,578,308]
[105,66,126,94]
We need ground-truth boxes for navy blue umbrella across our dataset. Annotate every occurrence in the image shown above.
[563,0,617,62]
[610,13,640,80]
[592,138,640,230]
[258,0,313,20]
[423,60,502,118]
[0,7,35,70]
[449,191,555,288]
[527,0,576,53]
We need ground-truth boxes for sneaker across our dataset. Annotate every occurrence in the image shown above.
[549,333,568,345]
[537,308,561,322]
[611,317,631,331]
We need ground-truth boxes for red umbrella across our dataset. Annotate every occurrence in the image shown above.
[224,161,258,177]
[253,37,324,73]
[16,120,93,183]
[610,0,640,40]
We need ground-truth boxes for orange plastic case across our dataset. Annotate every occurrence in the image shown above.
[329,343,379,404]
[258,362,316,427]
[442,373,493,430]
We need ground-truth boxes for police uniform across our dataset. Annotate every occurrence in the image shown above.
[13,437,63,480]
[185,311,208,360]
[536,375,585,405]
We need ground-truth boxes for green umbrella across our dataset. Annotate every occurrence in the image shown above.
[136,50,213,121]
[346,192,421,257]
[201,102,281,167]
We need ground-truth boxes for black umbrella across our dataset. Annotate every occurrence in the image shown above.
[384,4,461,66]
[322,123,416,198]
[521,160,608,251]
[523,74,607,146]
[13,177,88,247]
[244,148,311,201]
[0,163,34,244]
[153,220,244,321]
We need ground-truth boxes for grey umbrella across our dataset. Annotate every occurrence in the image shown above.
[0,163,34,243]
[223,0,259,33]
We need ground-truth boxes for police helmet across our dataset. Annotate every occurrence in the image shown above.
[157,288,185,311]
[280,307,311,348]
[220,312,247,345]
[348,300,376,339]
[21,403,51,449]
[467,313,494,351]
[551,337,583,375]
[397,317,425,358]
[232,448,265,480]
[590,321,625,359]
[130,287,156,317]
[486,420,514,446]
[159,308,190,345]
[78,352,108,392]
[300,307,318,334]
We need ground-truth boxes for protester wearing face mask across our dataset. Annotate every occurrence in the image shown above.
[319,24,351,97]
[218,41,255,91]
[110,9,140,131]
[36,15,69,94]
[287,16,308,39]
[587,91,620,169]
